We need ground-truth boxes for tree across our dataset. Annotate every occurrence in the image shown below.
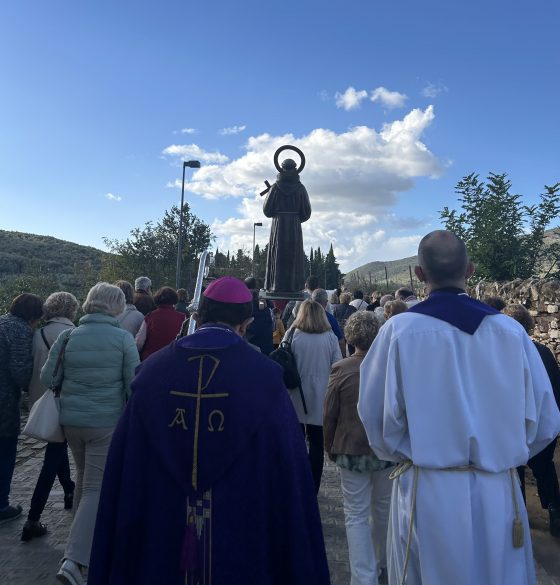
[441,173,560,281]
[0,274,60,315]
[324,243,342,289]
[101,203,212,292]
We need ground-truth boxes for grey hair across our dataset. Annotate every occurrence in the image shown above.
[380,294,394,307]
[43,292,79,321]
[329,292,339,304]
[83,282,126,317]
[134,276,152,292]
[340,292,352,304]
[344,311,379,351]
[311,288,328,306]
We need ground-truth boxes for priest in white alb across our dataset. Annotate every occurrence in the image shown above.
[358,230,560,585]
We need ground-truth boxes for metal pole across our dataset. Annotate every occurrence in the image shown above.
[175,163,187,289]
[252,224,256,276]
[409,265,414,291]
[384,265,389,290]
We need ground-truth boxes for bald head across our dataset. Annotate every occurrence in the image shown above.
[416,230,472,288]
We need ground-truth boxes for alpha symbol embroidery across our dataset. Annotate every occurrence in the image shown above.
[168,408,188,430]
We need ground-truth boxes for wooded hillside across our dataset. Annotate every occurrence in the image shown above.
[0,230,105,312]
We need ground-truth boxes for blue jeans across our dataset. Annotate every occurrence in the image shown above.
[0,436,18,509]
[28,441,74,521]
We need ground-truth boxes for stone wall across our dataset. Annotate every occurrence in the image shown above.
[473,278,560,361]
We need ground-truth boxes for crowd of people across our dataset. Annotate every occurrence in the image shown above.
[0,230,559,585]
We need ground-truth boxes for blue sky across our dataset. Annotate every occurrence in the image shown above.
[1,0,559,272]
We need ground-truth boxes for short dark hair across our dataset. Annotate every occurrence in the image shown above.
[244,277,257,290]
[353,290,364,299]
[418,230,469,285]
[10,293,43,322]
[306,275,319,291]
[483,296,506,311]
[395,287,414,300]
[154,287,179,306]
[177,288,188,302]
[198,296,253,326]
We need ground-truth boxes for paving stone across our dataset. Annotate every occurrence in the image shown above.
[0,431,556,584]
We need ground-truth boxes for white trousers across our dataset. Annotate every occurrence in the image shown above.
[340,466,393,585]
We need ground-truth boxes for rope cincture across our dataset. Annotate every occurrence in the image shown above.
[390,461,525,585]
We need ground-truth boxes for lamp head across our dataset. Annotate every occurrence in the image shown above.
[184,160,201,168]
[254,222,263,227]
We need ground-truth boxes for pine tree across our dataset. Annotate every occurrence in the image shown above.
[324,243,342,289]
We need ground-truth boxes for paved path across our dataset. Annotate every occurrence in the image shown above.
[0,435,558,584]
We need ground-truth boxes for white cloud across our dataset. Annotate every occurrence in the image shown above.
[318,90,330,101]
[219,125,247,136]
[176,105,440,202]
[370,86,408,109]
[421,82,448,99]
[167,106,442,271]
[105,192,122,202]
[172,128,197,135]
[162,144,229,164]
[335,87,369,110]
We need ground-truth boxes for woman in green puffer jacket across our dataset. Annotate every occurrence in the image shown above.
[41,282,140,585]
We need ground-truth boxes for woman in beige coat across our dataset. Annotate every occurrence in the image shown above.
[324,311,393,585]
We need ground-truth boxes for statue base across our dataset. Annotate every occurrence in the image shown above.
[259,289,305,301]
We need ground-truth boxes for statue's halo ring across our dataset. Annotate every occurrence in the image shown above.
[274,145,306,174]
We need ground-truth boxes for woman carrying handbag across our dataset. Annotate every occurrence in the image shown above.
[41,283,139,585]
[21,292,78,541]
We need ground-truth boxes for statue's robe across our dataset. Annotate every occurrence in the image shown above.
[263,171,311,293]
[88,324,329,585]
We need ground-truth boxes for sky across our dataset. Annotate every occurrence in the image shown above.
[1,0,559,272]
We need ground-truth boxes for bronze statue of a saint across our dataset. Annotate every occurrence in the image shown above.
[262,146,311,293]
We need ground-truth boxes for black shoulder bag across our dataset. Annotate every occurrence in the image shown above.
[269,328,308,414]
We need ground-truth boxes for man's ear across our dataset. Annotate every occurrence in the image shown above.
[465,261,475,280]
[238,317,254,337]
[414,266,425,282]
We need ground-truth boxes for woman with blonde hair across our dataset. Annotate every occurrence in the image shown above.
[383,299,408,321]
[283,299,342,492]
[41,283,139,585]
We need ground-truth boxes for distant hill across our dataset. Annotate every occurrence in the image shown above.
[0,231,105,306]
[345,227,560,290]
[344,255,418,291]
[544,227,560,246]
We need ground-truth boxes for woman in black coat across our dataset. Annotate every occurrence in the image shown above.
[505,304,560,538]
[0,293,43,523]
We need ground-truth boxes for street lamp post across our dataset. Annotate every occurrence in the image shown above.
[175,160,201,290]
[252,222,263,276]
